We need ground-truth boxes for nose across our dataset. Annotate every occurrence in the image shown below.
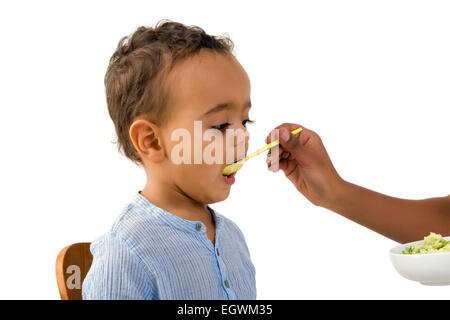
[234,132,249,162]
[235,146,246,162]
[225,128,249,164]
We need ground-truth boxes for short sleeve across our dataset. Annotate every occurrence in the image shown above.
[82,232,155,300]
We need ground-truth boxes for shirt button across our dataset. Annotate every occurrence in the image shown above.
[195,223,202,231]
[216,248,220,256]
[224,280,230,288]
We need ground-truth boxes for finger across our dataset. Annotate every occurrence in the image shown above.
[278,126,301,151]
[266,152,271,165]
[267,159,279,172]
[267,148,290,166]
[278,159,297,177]
[265,123,306,144]
[280,151,290,160]
[278,158,289,172]
[278,126,319,155]
[268,153,292,171]
[279,159,300,182]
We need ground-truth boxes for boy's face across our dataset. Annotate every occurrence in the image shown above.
[159,50,251,204]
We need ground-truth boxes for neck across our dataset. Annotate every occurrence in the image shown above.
[140,171,210,222]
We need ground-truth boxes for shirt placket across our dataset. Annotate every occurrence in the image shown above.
[194,221,236,300]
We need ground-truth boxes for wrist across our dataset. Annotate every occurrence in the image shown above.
[322,176,353,213]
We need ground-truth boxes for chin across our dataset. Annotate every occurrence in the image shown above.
[206,189,231,204]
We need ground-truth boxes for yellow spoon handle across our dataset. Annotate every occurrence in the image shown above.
[241,126,303,163]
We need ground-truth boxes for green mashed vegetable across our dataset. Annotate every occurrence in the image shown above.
[402,232,450,255]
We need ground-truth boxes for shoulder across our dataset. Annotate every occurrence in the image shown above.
[215,212,250,249]
[219,214,246,237]
[89,230,145,271]
[83,231,156,299]
[91,195,182,265]
[105,200,168,251]
[88,229,159,286]
[88,199,167,273]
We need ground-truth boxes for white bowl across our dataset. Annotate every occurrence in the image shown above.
[389,236,450,286]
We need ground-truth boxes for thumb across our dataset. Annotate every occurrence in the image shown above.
[279,127,300,151]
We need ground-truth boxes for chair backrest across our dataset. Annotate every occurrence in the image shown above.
[55,242,93,300]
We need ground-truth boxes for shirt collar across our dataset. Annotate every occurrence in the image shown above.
[133,191,222,234]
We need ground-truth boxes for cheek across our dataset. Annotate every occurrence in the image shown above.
[224,136,248,162]
[177,163,220,184]
[197,163,221,181]
[189,165,228,200]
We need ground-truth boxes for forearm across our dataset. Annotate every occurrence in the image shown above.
[326,180,450,243]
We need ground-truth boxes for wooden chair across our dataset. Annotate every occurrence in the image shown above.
[55,242,93,300]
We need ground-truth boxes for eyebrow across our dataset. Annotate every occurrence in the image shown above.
[203,101,252,117]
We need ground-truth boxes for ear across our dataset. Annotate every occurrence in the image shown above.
[129,118,165,163]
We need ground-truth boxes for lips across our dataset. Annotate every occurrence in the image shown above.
[222,172,236,186]
[222,156,244,186]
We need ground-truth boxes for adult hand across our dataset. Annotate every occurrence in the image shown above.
[266,123,450,243]
[265,123,343,209]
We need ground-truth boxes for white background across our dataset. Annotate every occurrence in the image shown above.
[0,0,449,299]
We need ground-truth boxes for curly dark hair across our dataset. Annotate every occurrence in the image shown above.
[105,20,234,164]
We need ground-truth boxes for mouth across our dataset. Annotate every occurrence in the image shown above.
[221,157,244,186]
[222,172,236,186]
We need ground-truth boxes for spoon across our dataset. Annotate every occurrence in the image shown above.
[222,127,303,176]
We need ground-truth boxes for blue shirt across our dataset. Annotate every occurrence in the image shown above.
[82,192,256,300]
